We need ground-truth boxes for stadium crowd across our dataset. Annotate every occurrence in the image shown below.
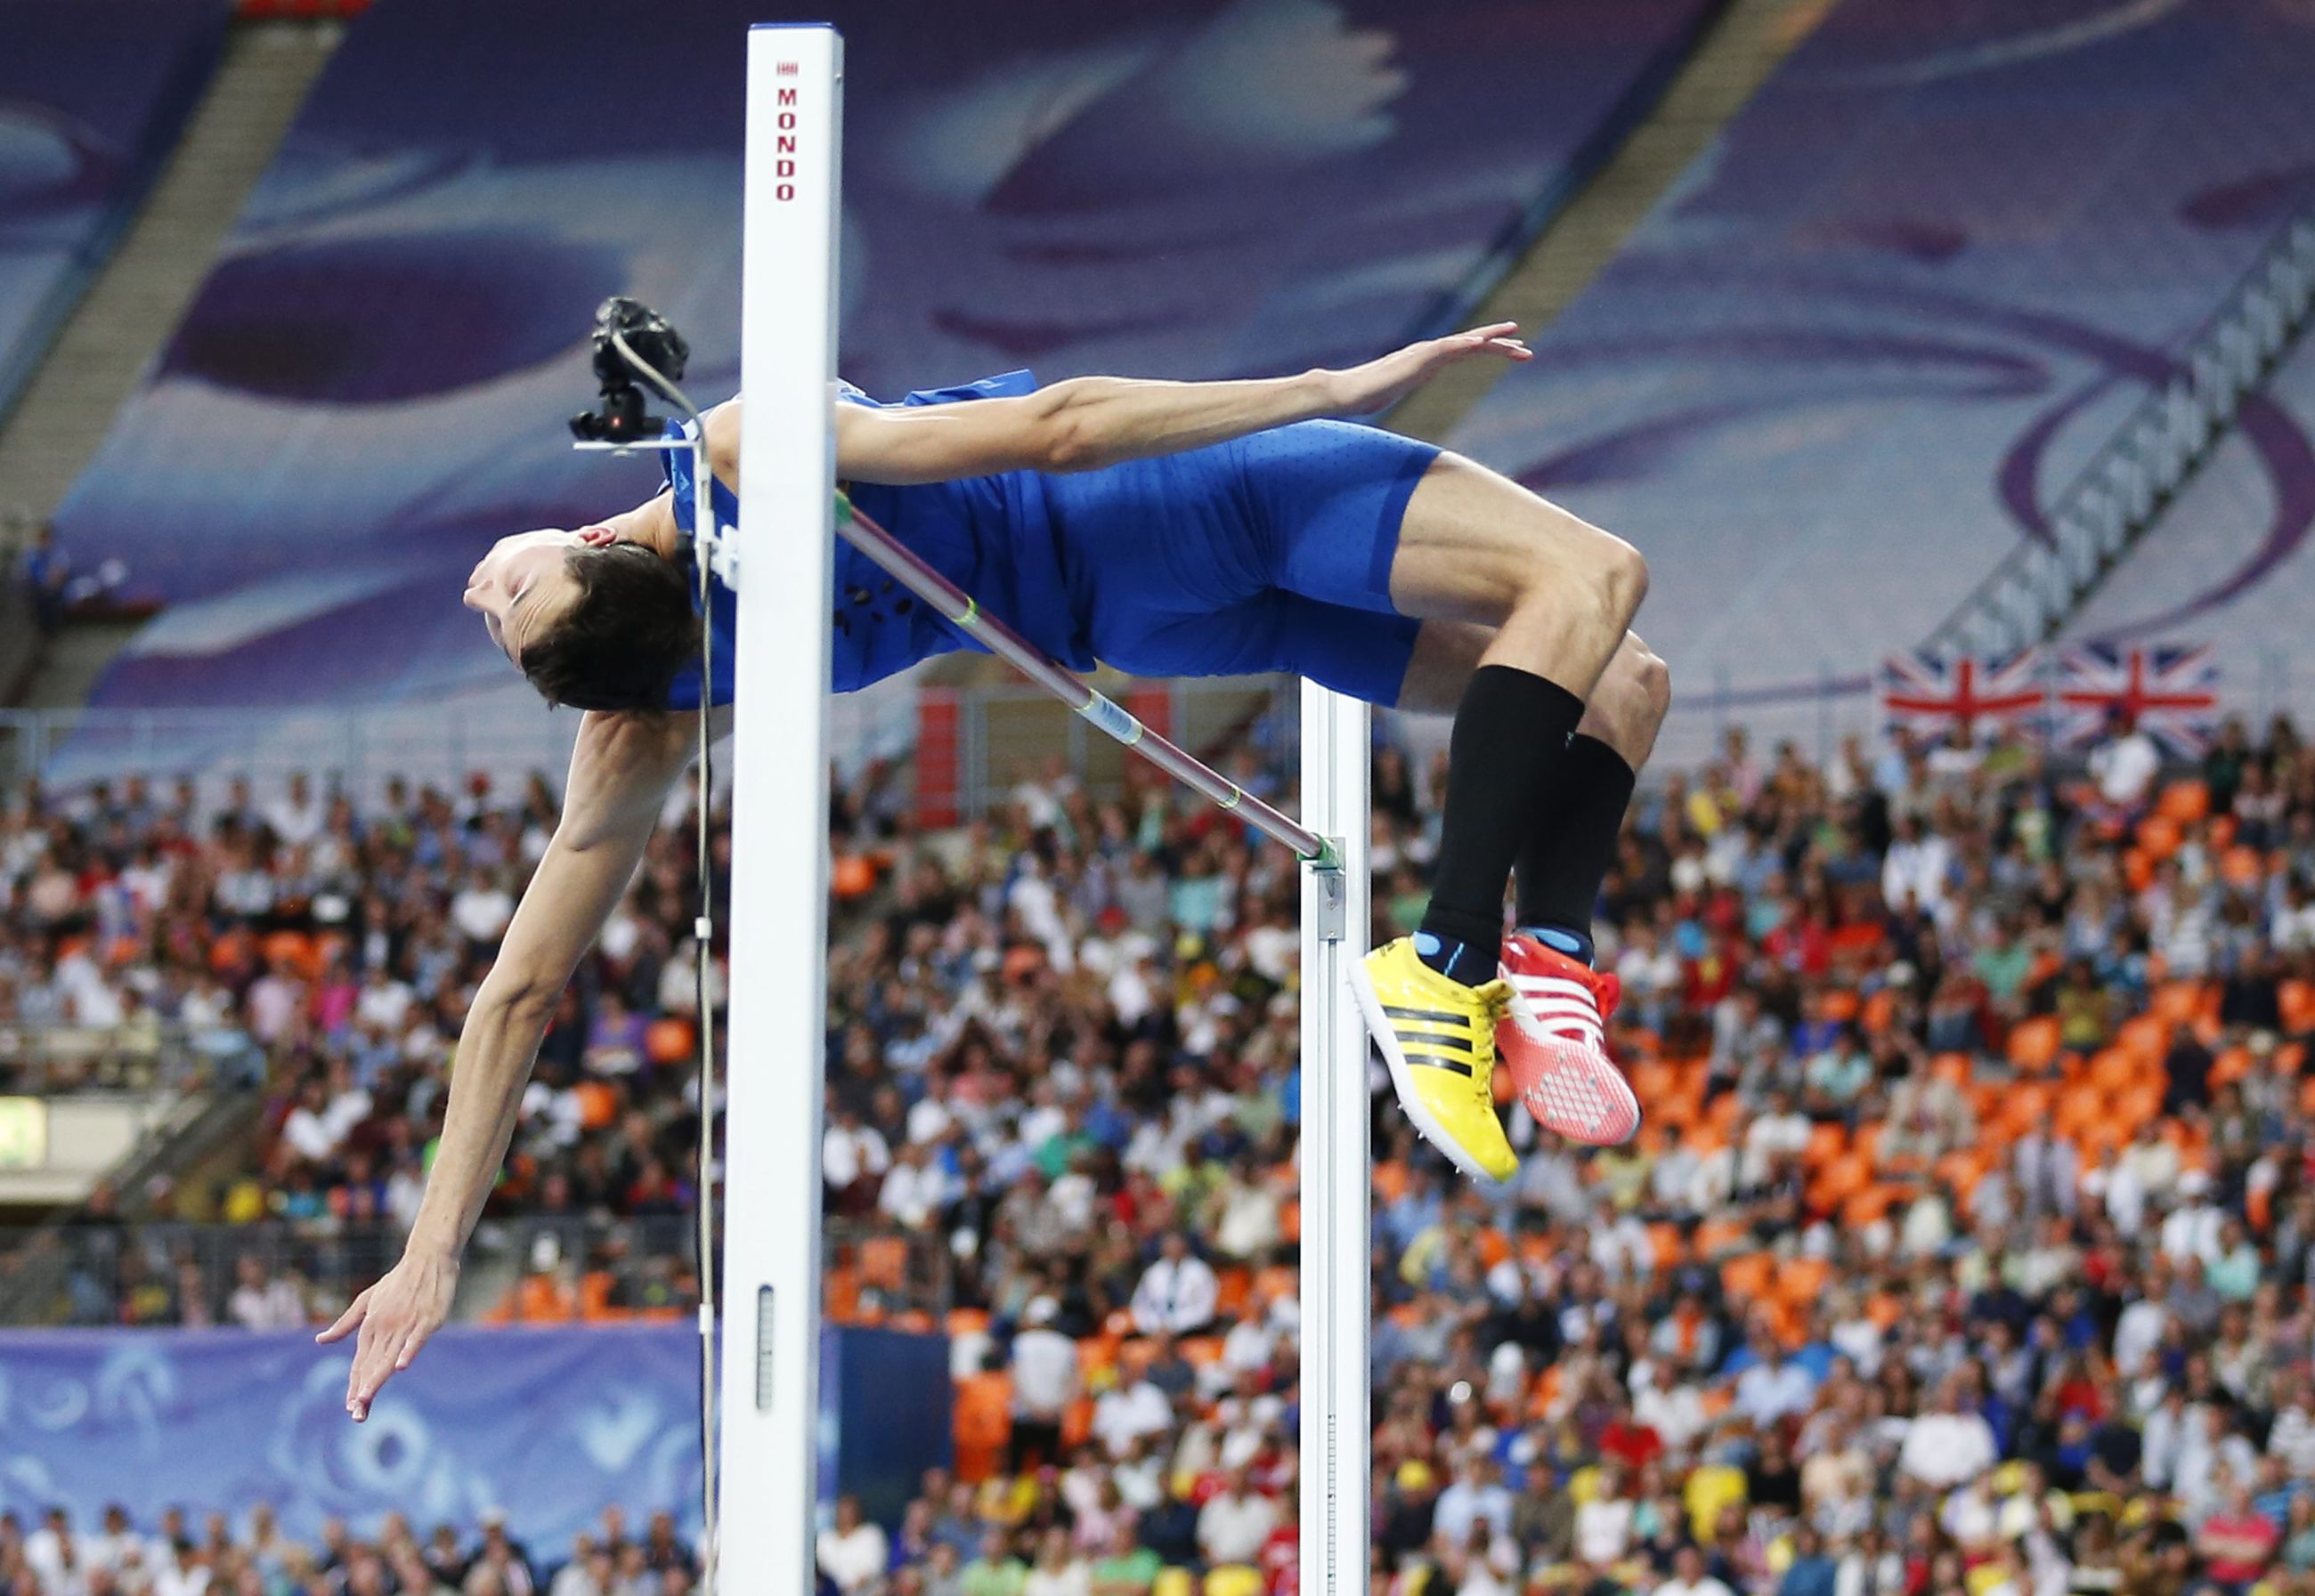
[0,1501,699,1596]
[6,703,2315,1596]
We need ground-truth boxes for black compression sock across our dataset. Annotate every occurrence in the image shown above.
[1514,733,1637,967]
[1417,664,1587,983]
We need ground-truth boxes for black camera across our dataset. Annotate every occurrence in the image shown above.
[570,296,693,442]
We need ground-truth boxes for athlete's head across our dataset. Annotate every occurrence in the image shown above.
[464,527,698,710]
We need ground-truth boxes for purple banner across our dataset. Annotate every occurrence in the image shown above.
[50,0,1718,738]
[0,0,228,410]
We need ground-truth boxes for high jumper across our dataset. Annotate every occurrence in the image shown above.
[322,320,1669,1420]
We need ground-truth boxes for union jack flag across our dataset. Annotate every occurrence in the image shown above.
[2053,643,2220,755]
[1880,650,2046,742]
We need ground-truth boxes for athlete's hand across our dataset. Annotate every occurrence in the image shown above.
[318,1245,460,1421]
[1324,322,1531,415]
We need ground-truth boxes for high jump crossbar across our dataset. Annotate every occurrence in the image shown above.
[831,490,1334,865]
[723,25,1370,1596]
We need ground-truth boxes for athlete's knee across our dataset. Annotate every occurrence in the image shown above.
[1511,525,1647,636]
[1594,536,1650,628]
[1594,637,1669,734]
[1629,639,1671,725]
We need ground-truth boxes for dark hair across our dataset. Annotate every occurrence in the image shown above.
[517,543,701,711]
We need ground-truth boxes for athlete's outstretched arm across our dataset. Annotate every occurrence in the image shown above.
[321,708,706,1420]
[831,323,1531,485]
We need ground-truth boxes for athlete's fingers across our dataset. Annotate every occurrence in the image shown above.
[317,1286,370,1344]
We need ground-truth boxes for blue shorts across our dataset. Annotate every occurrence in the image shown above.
[1042,419,1438,706]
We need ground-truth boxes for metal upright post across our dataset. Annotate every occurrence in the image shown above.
[1297,680,1371,1596]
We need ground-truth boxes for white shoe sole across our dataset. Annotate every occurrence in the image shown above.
[1350,959,1510,1184]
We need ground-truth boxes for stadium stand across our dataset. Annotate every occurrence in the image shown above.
[1439,0,2315,758]
[0,0,229,418]
[2063,333,2315,705]
[14,701,2315,1596]
[44,0,1722,750]
[16,1,2315,1593]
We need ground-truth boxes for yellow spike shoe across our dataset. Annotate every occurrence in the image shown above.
[1352,936,1518,1183]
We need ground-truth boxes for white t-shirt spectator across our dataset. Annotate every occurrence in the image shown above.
[154,1553,212,1596]
[230,1273,307,1330]
[1734,1357,1817,1428]
[1024,1560,1090,1596]
[266,788,325,847]
[27,1527,85,1592]
[1741,1110,1811,1188]
[1092,1379,1172,1458]
[282,1099,344,1163]
[2091,730,2159,807]
[815,1521,888,1596]
[2159,1201,2224,1267]
[1432,1476,1515,1548]
[1898,1409,1999,1488]
[451,878,516,944]
[877,1153,954,1228]
[1130,1253,1218,1335]
[1573,1496,1634,1567]
[1636,1380,1708,1456]
[356,974,414,1033]
[1196,1489,1279,1566]
[1881,833,1953,913]
[822,1122,890,1191]
[2268,1402,2315,1478]
[1655,1576,1735,1596]
[1588,1211,1654,1281]
[1010,1326,1078,1422]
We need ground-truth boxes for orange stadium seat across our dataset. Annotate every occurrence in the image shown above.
[2121,848,2154,891]
[2134,814,2182,862]
[1214,1266,1253,1318]
[1842,1186,1900,1228]
[1775,1255,1831,1308]
[1372,1161,1410,1205]
[1721,1252,1774,1305]
[2157,779,2210,824]
[953,1371,1013,1483]
[645,1017,695,1065]
[2151,982,2208,1027]
[2007,1017,2061,1072]
[2281,980,2315,1035]
[859,1235,911,1292]
[2116,1014,2171,1062]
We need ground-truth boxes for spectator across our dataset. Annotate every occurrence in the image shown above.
[1898,1375,1999,1489]
[1128,1235,1217,1337]
[1008,1298,1079,1472]
[1654,1542,1734,1596]
[1194,1470,1277,1569]
[1020,1531,1086,1596]
[227,1258,305,1330]
[816,1498,888,1596]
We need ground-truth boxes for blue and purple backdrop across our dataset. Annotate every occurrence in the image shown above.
[50,0,1720,759]
[1441,0,2315,756]
[0,1323,948,1545]
[0,0,227,413]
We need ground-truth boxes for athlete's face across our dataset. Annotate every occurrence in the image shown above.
[464,527,590,662]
